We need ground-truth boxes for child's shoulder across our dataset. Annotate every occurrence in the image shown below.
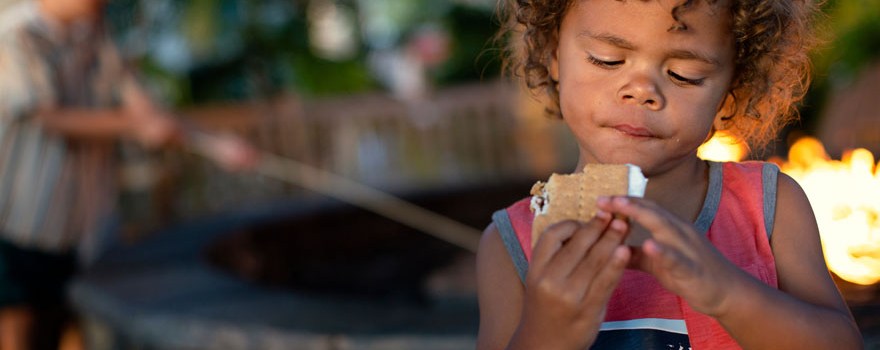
[717,161,781,191]
[500,197,531,216]
[493,197,533,240]
[721,160,779,173]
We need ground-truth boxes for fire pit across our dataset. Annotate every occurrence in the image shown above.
[70,179,534,350]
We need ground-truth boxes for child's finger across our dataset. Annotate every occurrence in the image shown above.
[642,238,694,280]
[567,218,629,298]
[529,221,579,277]
[598,196,689,244]
[581,245,630,312]
[545,213,613,279]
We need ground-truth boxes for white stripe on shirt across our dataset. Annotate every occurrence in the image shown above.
[600,318,689,335]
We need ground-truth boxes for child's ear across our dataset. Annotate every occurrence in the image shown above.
[549,47,560,82]
[715,91,735,125]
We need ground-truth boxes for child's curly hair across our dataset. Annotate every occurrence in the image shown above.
[498,0,819,149]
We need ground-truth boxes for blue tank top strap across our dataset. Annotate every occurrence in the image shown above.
[693,161,723,235]
[492,209,529,283]
[762,162,779,240]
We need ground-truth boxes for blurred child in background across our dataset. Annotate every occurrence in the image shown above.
[0,0,256,349]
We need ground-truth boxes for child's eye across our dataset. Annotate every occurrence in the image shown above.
[668,70,705,86]
[587,55,623,69]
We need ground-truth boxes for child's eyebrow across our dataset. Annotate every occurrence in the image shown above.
[667,49,721,67]
[577,31,636,50]
[576,30,721,67]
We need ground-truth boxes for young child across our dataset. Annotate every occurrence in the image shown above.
[0,1,256,349]
[477,0,864,349]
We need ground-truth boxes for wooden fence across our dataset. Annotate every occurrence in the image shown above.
[119,80,576,227]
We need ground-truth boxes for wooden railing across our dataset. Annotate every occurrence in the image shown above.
[123,80,576,224]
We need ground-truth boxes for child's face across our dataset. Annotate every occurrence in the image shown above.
[551,0,735,175]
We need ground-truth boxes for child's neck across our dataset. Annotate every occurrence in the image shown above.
[643,158,710,224]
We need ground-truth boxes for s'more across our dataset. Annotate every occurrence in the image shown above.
[529,164,648,247]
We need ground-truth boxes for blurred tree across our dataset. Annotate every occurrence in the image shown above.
[802,0,880,131]
[432,4,501,85]
[104,0,498,106]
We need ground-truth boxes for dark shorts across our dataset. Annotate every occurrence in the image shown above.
[0,237,76,308]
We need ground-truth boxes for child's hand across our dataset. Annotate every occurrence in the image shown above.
[596,196,749,317]
[513,215,630,349]
[130,113,185,149]
[191,132,260,172]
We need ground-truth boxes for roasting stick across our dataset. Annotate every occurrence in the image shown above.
[186,131,482,253]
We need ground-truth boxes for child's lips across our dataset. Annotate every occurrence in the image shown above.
[612,124,657,138]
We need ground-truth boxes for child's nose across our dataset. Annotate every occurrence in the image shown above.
[618,76,665,111]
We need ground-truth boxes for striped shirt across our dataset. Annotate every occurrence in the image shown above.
[0,2,124,252]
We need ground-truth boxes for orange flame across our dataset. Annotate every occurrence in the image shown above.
[697,130,748,162]
[781,137,880,285]
[700,133,880,285]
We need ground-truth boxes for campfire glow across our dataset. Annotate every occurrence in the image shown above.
[697,130,748,162]
[780,138,880,286]
[699,134,880,285]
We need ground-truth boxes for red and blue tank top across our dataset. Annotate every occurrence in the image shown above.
[491,161,780,349]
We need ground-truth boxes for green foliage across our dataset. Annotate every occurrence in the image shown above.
[812,0,880,87]
[137,56,193,106]
[288,54,378,97]
[801,0,880,131]
[105,0,502,105]
[432,5,502,85]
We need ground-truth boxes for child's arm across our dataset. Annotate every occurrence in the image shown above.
[34,107,149,141]
[30,75,183,148]
[736,173,862,348]
[476,223,525,349]
[597,176,863,349]
[476,216,630,350]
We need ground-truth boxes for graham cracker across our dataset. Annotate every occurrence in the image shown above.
[530,164,630,248]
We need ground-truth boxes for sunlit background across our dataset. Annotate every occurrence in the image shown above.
[1,0,876,349]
